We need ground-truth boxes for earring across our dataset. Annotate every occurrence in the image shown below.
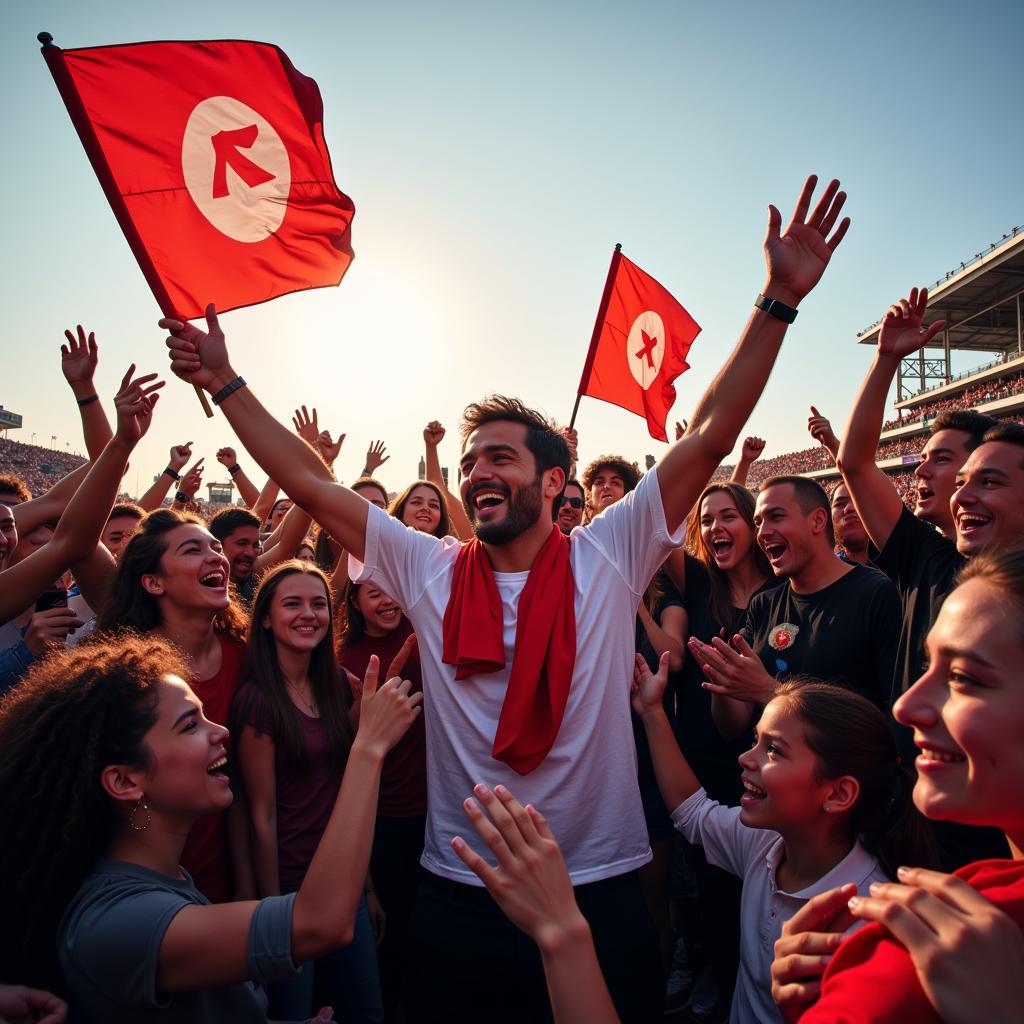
[129,795,151,832]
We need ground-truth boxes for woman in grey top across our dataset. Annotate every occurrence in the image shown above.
[0,632,420,1023]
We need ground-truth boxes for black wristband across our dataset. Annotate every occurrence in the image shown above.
[754,293,799,324]
[163,467,181,482]
[76,394,100,408]
[174,490,193,503]
[228,463,241,476]
[211,376,246,406]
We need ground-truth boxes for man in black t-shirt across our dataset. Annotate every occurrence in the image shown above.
[689,475,899,728]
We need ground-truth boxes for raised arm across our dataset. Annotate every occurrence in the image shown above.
[8,462,91,540]
[424,421,473,540]
[837,288,945,550]
[633,652,703,811]
[253,500,313,573]
[730,436,766,487]
[61,325,113,460]
[0,367,162,623]
[807,407,840,463]
[156,658,421,990]
[164,310,371,557]
[656,176,851,532]
[216,447,261,508]
[138,442,193,512]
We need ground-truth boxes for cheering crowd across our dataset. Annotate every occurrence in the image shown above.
[2,176,1023,1024]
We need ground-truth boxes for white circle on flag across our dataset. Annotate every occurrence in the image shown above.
[181,96,291,243]
[627,311,665,391]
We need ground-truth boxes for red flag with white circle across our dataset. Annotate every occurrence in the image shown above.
[41,38,354,320]
[577,250,700,442]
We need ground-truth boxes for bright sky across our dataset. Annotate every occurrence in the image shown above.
[3,1,1022,499]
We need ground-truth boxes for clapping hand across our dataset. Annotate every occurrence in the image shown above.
[689,633,777,704]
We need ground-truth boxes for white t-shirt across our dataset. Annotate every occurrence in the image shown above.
[672,788,888,1024]
[351,467,684,885]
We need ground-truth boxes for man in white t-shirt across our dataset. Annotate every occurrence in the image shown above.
[164,174,851,1021]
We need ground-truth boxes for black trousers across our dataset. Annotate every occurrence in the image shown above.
[370,814,427,1022]
[408,868,663,1024]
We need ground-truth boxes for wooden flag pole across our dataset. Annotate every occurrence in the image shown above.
[570,242,622,431]
[38,31,213,418]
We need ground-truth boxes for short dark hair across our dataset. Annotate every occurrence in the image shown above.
[980,420,1024,450]
[459,395,570,480]
[563,478,584,496]
[930,410,996,452]
[759,474,834,547]
[581,456,642,495]
[350,477,390,506]
[0,474,31,503]
[209,506,261,542]
[107,502,145,523]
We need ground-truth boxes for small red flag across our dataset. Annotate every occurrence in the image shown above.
[577,249,701,442]
[41,38,354,320]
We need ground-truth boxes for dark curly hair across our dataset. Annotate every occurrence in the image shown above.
[581,455,643,520]
[0,634,186,991]
[97,508,248,643]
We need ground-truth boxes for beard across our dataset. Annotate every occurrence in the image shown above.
[467,476,544,545]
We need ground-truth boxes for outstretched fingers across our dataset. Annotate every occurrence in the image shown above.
[806,178,840,230]
[790,174,819,226]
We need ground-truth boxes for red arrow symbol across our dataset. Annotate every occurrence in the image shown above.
[210,124,275,199]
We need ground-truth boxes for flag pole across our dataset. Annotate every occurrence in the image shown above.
[570,242,622,430]
[37,32,213,418]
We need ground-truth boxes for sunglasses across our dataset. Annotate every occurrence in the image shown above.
[559,497,584,510]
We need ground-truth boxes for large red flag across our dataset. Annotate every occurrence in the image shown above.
[576,248,701,442]
[41,37,355,320]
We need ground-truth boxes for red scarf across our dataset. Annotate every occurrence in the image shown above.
[442,524,576,775]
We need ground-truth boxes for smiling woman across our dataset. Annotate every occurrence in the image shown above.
[389,480,451,539]
[96,509,250,903]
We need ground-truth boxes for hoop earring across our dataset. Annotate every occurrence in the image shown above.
[129,796,151,832]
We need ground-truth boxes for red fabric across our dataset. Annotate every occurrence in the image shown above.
[801,858,1024,1023]
[49,40,354,319]
[182,634,244,903]
[339,616,427,817]
[579,252,701,441]
[442,525,576,775]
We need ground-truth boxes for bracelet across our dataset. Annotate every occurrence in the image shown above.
[211,376,246,406]
[76,394,100,408]
[227,464,241,476]
[163,467,181,482]
[174,490,193,503]
[754,293,799,324]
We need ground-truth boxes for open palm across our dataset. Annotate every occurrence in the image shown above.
[878,287,946,358]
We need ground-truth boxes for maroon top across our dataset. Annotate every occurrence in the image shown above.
[182,634,243,903]
[232,681,347,893]
[340,616,427,818]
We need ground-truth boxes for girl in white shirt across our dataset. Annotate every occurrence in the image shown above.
[633,654,937,1024]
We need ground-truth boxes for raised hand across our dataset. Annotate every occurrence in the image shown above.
[689,633,777,704]
[179,458,205,498]
[674,420,688,441]
[215,446,238,469]
[807,406,839,451]
[630,651,670,716]
[423,421,446,449]
[61,325,99,391]
[112,365,164,445]
[355,655,422,758]
[169,442,193,473]
[741,436,766,462]
[877,287,947,359]
[561,426,579,464]
[161,303,232,393]
[292,406,320,447]
[846,867,1024,1024]
[318,430,345,465]
[771,883,857,1022]
[763,176,851,307]
[452,784,583,950]
[364,440,390,475]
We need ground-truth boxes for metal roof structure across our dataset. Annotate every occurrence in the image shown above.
[856,226,1024,403]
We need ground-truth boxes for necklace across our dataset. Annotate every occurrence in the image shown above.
[284,679,316,715]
